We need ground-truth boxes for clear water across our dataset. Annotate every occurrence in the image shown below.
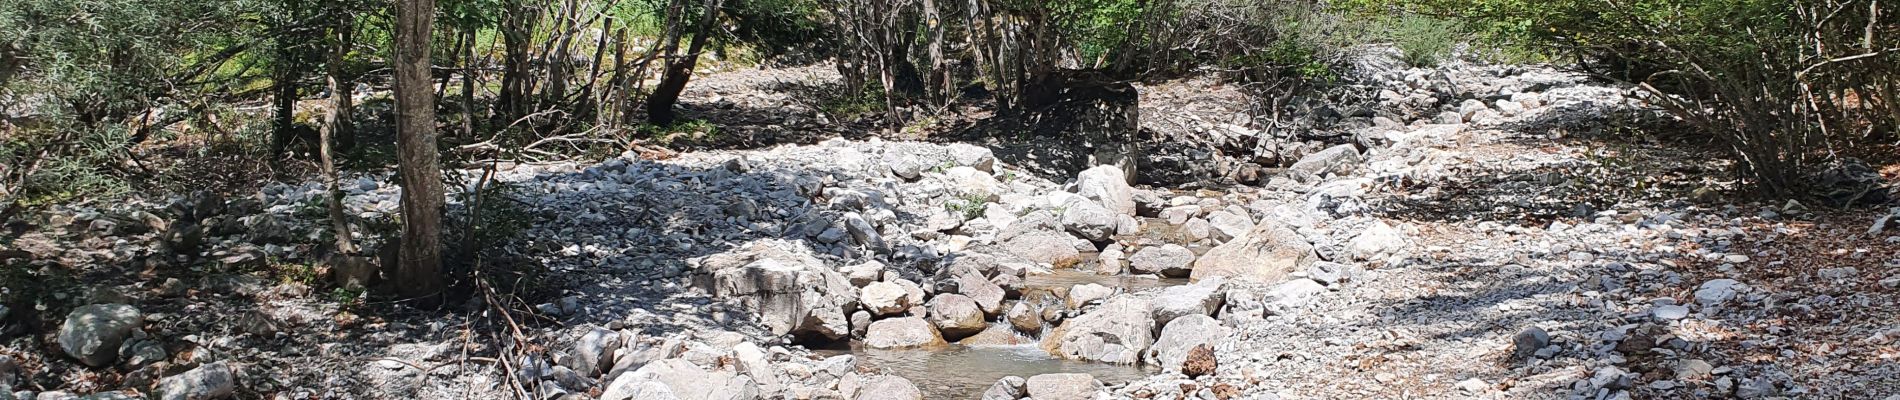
[830,344,1157,399]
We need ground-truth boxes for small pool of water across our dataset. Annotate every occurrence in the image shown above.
[824,344,1156,399]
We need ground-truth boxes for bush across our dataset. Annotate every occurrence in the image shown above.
[1389,14,1459,67]
[1360,0,1899,197]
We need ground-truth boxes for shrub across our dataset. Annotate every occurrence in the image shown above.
[1360,0,1899,197]
[1389,14,1459,67]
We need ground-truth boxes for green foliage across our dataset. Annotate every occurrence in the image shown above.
[1389,14,1459,67]
[943,193,989,220]
[0,124,135,205]
[1352,0,1897,195]
[1050,0,1148,66]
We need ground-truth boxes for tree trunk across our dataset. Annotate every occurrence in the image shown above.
[393,0,446,302]
[461,28,477,138]
[923,0,949,106]
[325,17,358,255]
[645,0,724,126]
[498,0,534,122]
[271,37,300,156]
[330,19,357,151]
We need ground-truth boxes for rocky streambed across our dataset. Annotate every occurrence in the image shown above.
[8,55,1898,400]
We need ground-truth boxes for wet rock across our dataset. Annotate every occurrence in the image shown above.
[58,303,143,367]
[982,376,1027,400]
[952,270,1008,316]
[1047,297,1153,363]
[1144,314,1229,373]
[156,362,235,400]
[1024,373,1104,400]
[958,323,1035,346]
[854,375,924,400]
[600,359,759,400]
[695,241,857,342]
[927,294,987,340]
[1073,166,1136,216]
[864,317,947,349]
[851,310,873,338]
[1128,245,1195,277]
[1190,220,1316,283]
[1007,302,1043,335]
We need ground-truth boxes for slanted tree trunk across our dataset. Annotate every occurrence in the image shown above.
[324,17,358,255]
[393,0,446,301]
[644,0,724,126]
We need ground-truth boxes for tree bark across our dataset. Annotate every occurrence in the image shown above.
[325,17,358,255]
[645,0,724,126]
[329,19,356,151]
[498,0,535,122]
[394,0,446,302]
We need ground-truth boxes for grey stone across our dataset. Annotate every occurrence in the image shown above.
[1205,211,1254,242]
[1348,220,1406,261]
[600,359,759,400]
[1024,373,1103,400]
[1149,278,1225,328]
[58,304,143,367]
[1007,302,1042,335]
[1144,314,1229,373]
[1128,245,1195,277]
[1073,166,1136,216]
[1191,219,1316,283]
[1066,283,1113,309]
[927,294,986,340]
[156,362,235,400]
[1059,197,1119,242]
[1511,326,1550,362]
[861,282,912,316]
[981,376,1027,400]
[1652,305,1690,321]
[864,317,946,349]
[568,327,622,377]
[853,375,924,400]
[1306,261,1355,286]
[1694,279,1745,306]
[694,241,857,342]
[1286,144,1362,183]
[1046,297,1152,364]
